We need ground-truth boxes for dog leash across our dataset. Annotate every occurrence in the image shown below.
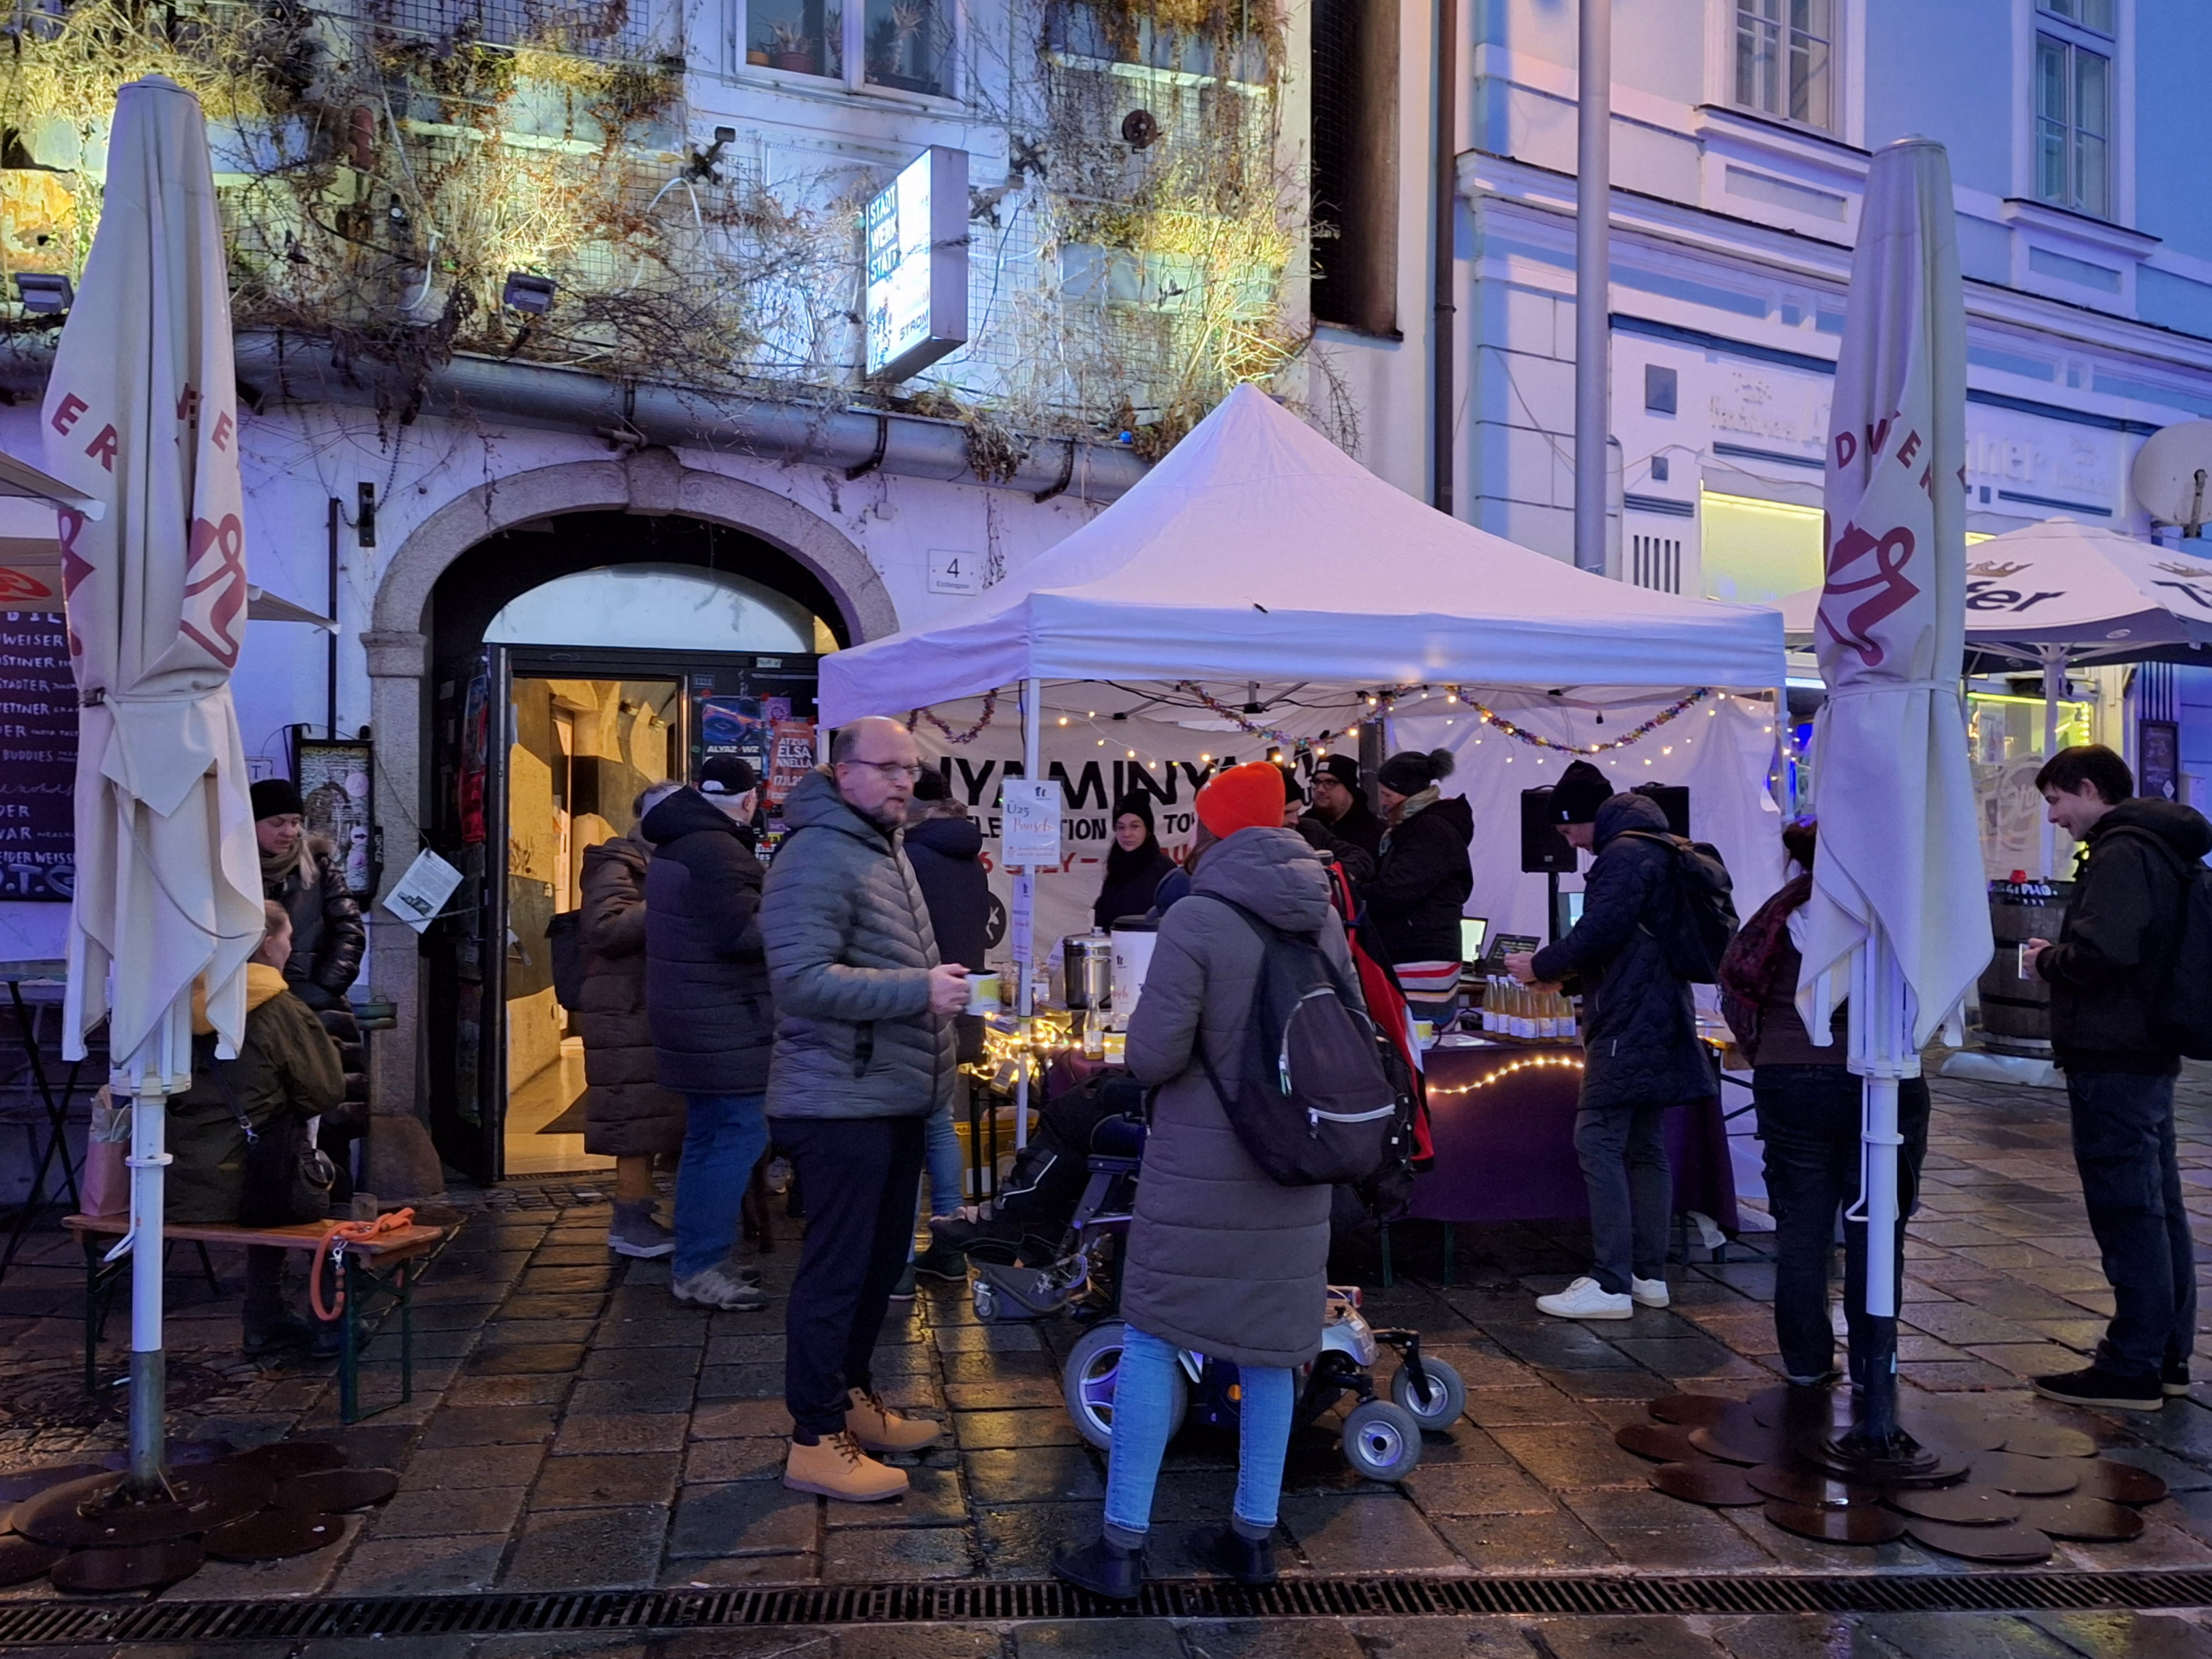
[309,1208,417,1324]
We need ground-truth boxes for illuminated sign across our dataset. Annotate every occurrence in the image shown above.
[864,147,968,382]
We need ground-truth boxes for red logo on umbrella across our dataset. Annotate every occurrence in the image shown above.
[181,512,247,667]
[1822,520,1920,666]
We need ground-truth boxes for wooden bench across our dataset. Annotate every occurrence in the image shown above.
[64,1214,448,1424]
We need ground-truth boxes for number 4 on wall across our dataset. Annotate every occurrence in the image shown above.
[928,549,983,597]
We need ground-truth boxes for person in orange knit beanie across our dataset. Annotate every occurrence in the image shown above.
[1195,761,1293,839]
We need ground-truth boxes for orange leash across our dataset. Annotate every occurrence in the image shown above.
[310,1208,417,1324]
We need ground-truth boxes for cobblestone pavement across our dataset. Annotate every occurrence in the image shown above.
[1,1065,2211,1658]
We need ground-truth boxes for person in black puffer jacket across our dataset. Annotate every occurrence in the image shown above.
[901,769,989,1284]
[252,779,367,1193]
[643,755,775,1315]
[1510,762,1715,1322]
[1366,749,1473,1023]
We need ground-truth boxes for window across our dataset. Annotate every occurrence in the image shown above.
[1309,0,1398,333]
[2034,2,2113,218]
[1644,364,1678,414]
[740,0,952,97]
[1733,0,1832,131]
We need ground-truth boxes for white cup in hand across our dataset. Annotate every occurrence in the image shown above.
[927,963,970,1017]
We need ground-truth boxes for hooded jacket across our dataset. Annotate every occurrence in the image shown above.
[760,769,954,1121]
[642,787,774,1096]
[906,809,991,1065]
[1121,827,1353,1368]
[266,835,364,1011]
[578,835,687,1155]
[1531,792,1714,1112]
[2041,797,2212,1075]
[168,964,345,1224]
[1367,790,1475,968]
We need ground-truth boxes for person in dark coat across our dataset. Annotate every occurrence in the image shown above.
[1053,763,1351,1602]
[644,755,775,1314]
[1509,762,1714,1321]
[1366,748,1473,1022]
[901,769,988,1285]
[253,778,367,1193]
[1094,793,1176,929]
[2025,744,2212,1411]
[1717,819,1930,1391]
[580,782,689,1261]
[1308,753,1384,864]
[170,903,345,1357]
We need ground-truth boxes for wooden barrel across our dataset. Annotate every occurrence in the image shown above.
[1975,879,2073,1055]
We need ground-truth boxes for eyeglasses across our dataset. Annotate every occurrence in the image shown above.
[838,759,925,782]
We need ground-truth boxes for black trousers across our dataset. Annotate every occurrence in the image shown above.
[771,1114,926,1438]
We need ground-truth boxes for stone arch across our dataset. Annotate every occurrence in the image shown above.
[358,451,895,1200]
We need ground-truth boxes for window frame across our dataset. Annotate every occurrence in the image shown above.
[1727,0,1840,136]
[2031,4,2113,219]
[2017,0,2132,229]
[728,0,966,105]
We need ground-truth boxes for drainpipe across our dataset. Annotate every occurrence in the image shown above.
[1573,0,1612,574]
[1432,0,1457,516]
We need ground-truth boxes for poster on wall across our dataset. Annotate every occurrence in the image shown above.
[296,737,376,898]
[2140,720,2180,804]
[700,695,776,782]
[767,719,816,814]
[0,610,76,901]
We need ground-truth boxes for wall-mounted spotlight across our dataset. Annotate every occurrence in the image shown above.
[15,273,72,314]
[501,273,557,315]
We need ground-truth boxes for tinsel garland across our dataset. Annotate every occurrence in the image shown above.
[909,691,999,745]
[1171,681,1312,751]
[1439,687,1713,754]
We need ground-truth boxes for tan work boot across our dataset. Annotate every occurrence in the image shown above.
[783,1430,909,1501]
[846,1386,943,1453]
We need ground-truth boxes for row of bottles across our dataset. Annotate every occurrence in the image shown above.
[1475,977,1578,1042]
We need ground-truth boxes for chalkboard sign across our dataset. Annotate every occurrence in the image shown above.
[0,610,74,900]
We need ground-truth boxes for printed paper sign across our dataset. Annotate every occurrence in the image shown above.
[383,848,463,934]
[1000,779,1061,868]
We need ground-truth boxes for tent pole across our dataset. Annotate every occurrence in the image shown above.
[1014,678,1041,1153]
[2039,647,2065,880]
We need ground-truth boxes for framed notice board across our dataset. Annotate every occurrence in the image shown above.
[294,736,379,899]
[0,610,75,900]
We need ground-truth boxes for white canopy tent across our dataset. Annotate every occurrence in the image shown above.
[823,386,1787,1147]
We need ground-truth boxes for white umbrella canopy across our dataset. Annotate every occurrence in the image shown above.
[1796,138,1991,1455]
[41,73,263,1493]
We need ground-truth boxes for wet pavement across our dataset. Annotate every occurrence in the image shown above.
[0,1062,2209,1656]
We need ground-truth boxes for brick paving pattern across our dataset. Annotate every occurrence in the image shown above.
[0,1065,2210,1658]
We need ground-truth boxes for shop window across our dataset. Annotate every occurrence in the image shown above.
[2033,4,2113,220]
[1733,0,1833,131]
[1699,491,1823,604]
[1310,0,1398,335]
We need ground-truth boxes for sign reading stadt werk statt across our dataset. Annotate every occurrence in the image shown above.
[864,147,969,383]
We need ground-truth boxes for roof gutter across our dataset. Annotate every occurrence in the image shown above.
[229,336,1150,503]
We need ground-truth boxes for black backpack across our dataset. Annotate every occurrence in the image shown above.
[2100,827,2212,1061]
[1619,831,1740,983]
[1194,898,1401,1189]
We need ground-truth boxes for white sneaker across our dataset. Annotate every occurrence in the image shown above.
[1631,1276,1671,1308]
[1535,1277,1634,1321]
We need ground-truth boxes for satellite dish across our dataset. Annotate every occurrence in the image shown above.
[2131,419,2212,534]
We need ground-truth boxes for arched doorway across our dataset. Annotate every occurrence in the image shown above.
[361,453,896,1195]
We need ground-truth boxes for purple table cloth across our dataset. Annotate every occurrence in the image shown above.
[1408,1041,1739,1232]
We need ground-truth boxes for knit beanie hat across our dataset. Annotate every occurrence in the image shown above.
[1196,762,1290,838]
[1547,759,1613,824]
[1110,792,1156,830]
[1377,747,1454,798]
[1317,753,1361,792]
[250,778,304,821]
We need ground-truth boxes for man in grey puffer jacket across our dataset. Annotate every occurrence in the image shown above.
[760,716,968,1503]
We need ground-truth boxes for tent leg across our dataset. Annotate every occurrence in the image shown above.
[1015,678,1041,1155]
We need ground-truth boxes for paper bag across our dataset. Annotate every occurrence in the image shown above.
[82,1086,129,1218]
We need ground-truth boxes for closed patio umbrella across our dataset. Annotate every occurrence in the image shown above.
[1796,138,1992,1456]
[43,75,263,1495]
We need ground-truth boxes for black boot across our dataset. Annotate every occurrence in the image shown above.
[1049,1535,1144,1601]
[1187,1522,1278,1586]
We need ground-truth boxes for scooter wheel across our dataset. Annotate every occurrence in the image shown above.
[1062,1320,1186,1453]
[1341,1398,1424,1483]
[1389,1356,1466,1431]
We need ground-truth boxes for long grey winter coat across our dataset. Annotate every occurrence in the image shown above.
[761,769,954,1121]
[1121,827,1351,1369]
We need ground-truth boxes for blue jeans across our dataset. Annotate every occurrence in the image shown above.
[1754,1068,1930,1386]
[909,1104,966,1260]
[673,1091,769,1281]
[2067,1070,2196,1382]
[1102,1324,1294,1541]
[1574,1100,1673,1295]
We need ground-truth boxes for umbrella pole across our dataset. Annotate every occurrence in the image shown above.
[2039,647,2065,879]
[110,999,186,1501]
[1014,677,1041,1154]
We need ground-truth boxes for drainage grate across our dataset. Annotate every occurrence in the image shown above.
[0,1571,2207,1644]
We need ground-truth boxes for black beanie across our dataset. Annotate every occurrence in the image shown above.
[1318,753,1361,792]
[1110,792,1156,831]
[1377,747,1454,797]
[250,778,304,820]
[1547,759,1613,824]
